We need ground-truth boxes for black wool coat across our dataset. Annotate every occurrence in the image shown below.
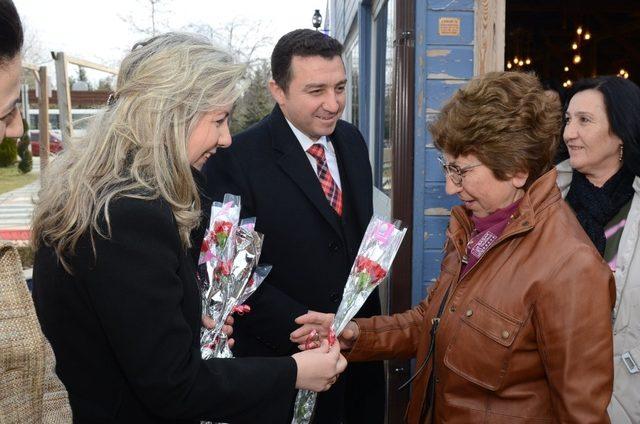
[201,105,385,423]
[33,196,297,423]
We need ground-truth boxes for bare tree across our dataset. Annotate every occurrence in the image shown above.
[184,18,272,67]
[182,19,275,134]
[120,0,174,37]
[230,59,274,134]
[21,19,48,65]
[97,76,115,91]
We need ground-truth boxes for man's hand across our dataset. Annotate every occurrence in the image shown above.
[290,310,359,350]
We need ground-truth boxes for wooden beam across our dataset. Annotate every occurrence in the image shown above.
[65,55,118,76]
[22,63,40,83]
[38,66,50,175]
[475,0,506,75]
[22,62,39,72]
[52,51,73,145]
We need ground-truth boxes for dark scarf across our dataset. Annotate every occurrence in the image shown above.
[566,166,635,256]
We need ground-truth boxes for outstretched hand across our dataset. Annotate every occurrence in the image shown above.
[290,310,359,350]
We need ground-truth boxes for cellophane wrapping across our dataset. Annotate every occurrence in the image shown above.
[292,215,406,424]
[198,194,271,360]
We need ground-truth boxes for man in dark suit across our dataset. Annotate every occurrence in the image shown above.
[202,29,385,423]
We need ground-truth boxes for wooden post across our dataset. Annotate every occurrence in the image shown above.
[52,51,73,146]
[474,0,506,75]
[388,0,415,421]
[38,66,50,175]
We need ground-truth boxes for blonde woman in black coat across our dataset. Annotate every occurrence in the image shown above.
[31,33,345,424]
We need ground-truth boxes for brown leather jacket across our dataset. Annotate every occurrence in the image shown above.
[350,169,615,423]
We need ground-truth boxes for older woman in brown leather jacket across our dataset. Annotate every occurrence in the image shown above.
[292,71,615,423]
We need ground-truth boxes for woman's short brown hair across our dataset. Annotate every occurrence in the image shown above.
[430,71,562,187]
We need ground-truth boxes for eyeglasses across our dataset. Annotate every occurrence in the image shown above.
[437,155,482,186]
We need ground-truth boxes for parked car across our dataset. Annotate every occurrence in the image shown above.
[29,130,63,156]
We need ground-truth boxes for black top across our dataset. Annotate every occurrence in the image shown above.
[33,196,297,423]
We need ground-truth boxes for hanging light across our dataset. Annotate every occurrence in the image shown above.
[572,42,578,50]
[564,66,569,72]
[518,60,524,66]
[525,58,531,65]
[514,56,519,63]
[584,32,591,40]
[624,72,629,79]
[619,69,626,75]
[577,27,583,35]
[507,61,512,69]
[562,82,568,88]
[312,9,322,30]
[566,79,572,86]
[573,55,581,64]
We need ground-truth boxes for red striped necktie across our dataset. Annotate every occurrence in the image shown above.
[307,143,343,216]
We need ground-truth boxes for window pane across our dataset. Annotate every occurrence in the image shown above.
[344,37,360,128]
[350,41,359,129]
[382,1,395,195]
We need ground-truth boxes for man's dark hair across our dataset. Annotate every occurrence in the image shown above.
[0,0,23,64]
[271,29,343,92]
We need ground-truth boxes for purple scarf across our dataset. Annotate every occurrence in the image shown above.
[461,200,522,276]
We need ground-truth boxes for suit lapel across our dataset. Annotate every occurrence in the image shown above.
[268,105,342,236]
[331,125,370,231]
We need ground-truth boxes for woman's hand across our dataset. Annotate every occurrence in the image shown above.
[202,315,235,348]
[290,311,360,350]
[292,339,347,392]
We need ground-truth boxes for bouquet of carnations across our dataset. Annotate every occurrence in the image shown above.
[292,215,406,424]
[198,194,271,360]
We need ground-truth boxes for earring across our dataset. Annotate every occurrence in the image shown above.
[619,144,624,162]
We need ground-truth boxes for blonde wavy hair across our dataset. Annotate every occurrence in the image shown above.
[32,32,246,271]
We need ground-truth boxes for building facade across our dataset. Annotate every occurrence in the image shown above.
[328,0,503,306]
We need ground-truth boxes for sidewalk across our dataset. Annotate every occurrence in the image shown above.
[0,157,40,242]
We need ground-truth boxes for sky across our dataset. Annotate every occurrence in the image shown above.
[14,0,328,84]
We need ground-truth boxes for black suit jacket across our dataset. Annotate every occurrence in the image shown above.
[202,105,385,423]
[33,196,297,423]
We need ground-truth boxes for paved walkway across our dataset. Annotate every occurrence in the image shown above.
[0,158,40,241]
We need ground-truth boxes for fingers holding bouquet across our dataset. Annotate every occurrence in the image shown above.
[291,311,359,351]
[202,314,235,348]
[290,311,333,349]
[292,339,347,392]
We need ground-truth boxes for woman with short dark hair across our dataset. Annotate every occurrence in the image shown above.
[293,71,615,423]
[558,75,640,424]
